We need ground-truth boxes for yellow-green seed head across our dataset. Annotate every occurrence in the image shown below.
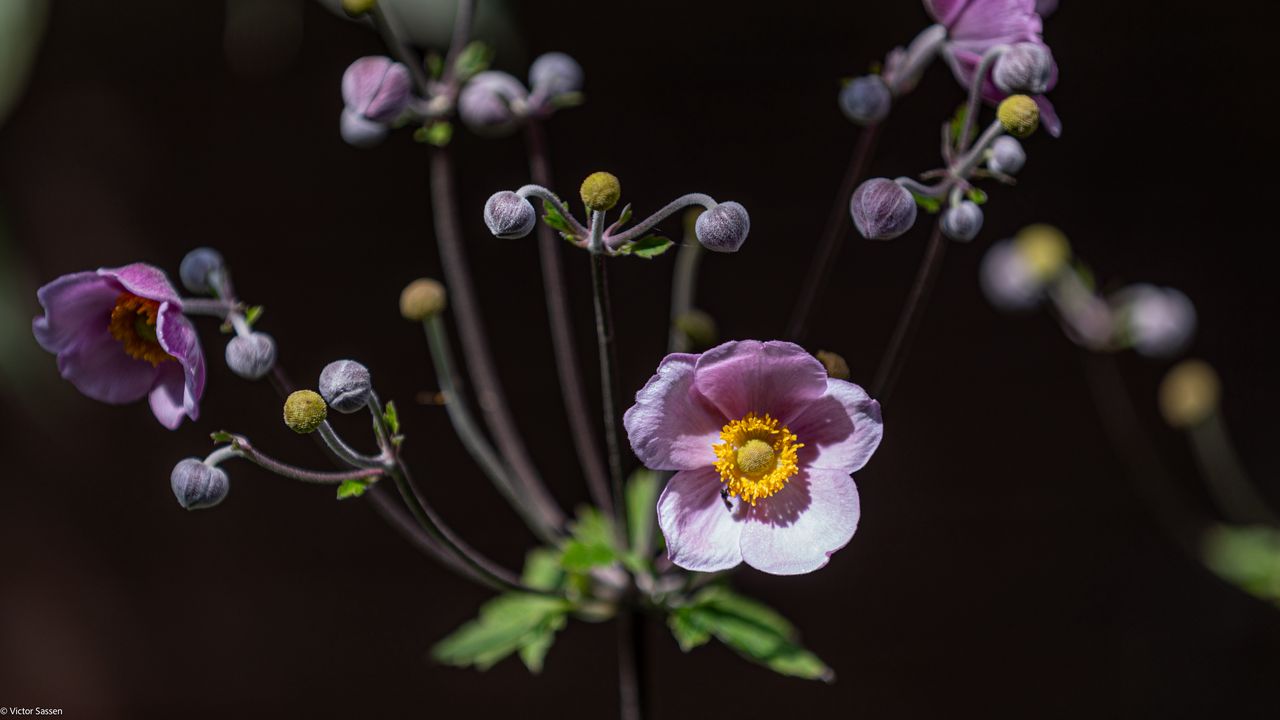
[400,278,448,321]
[580,172,621,212]
[997,95,1040,138]
[284,390,328,434]
[815,350,851,380]
[1014,223,1070,281]
[1159,360,1221,429]
[341,0,377,17]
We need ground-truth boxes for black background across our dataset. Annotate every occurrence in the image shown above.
[3,1,1280,717]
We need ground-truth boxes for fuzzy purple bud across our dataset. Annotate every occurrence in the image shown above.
[179,247,225,295]
[225,332,277,380]
[838,75,891,126]
[342,56,412,123]
[319,359,372,413]
[340,109,388,148]
[483,191,537,239]
[851,178,917,240]
[458,71,528,136]
[694,202,750,253]
[171,458,230,510]
[940,201,984,242]
[993,43,1054,95]
[529,52,584,98]
[988,136,1026,175]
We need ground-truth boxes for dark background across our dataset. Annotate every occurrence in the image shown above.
[3,0,1280,717]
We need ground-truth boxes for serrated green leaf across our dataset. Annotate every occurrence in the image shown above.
[543,203,572,233]
[569,505,617,549]
[623,235,673,259]
[522,548,564,591]
[336,479,369,500]
[518,614,566,674]
[432,593,570,671]
[626,469,661,555]
[244,305,264,327]
[910,191,942,214]
[668,609,711,651]
[560,539,616,573]
[452,41,493,82]
[966,187,988,205]
[210,430,234,444]
[383,400,400,435]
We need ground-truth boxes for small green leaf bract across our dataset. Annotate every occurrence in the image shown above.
[210,430,234,444]
[966,187,989,205]
[244,305,264,327]
[336,479,369,500]
[382,400,400,435]
[431,593,570,672]
[910,191,942,214]
[620,235,673,259]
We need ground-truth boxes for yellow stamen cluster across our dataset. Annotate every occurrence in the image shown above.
[108,293,171,366]
[712,412,803,506]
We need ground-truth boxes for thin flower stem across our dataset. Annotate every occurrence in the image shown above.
[440,0,475,86]
[515,184,589,238]
[957,45,1009,155]
[951,120,1005,179]
[884,24,948,95]
[667,217,704,354]
[870,219,949,403]
[317,421,385,469]
[370,5,432,95]
[179,298,236,318]
[423,314,560,541]
[1188,413,1280,526]
[589,215,628,541]
[225,434,384,485]
[785,121,883,342]
[428,146,567,532]
[526,121,613,515]
[605,194,716,250]
[616,608,647,720]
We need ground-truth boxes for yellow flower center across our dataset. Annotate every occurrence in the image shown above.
[713,412,803,506]
[108,293,172,366]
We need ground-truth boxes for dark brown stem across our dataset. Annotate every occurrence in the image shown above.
[870,220,948,403]
[589,249,627,536]
[616,606,647,720]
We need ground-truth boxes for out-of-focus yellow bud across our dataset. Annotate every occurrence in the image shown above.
[1159,359,1221,428]
[1014,223,1070,281]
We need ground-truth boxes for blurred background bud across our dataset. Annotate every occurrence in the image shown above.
[319,360,372,414]
[342,56,412,124]
[483,190,536,239]
[1116,284,1197,358]
[941,200,984,242]
[1159,359,1221,428]
[284,390,327,434]
[171,458,230,510]
[580,171,620,212]
[980,239,1046,311]
[851,178,916,240]
[815,350,850,380]
[988,136,1026,175]
[457,71,527,136]
[694,201,750,253]
[674,309,717,350]
[838,75,891,126]
[993,43,1054,95]
[341,0,377,16]
[1013,224,1070,280]
[1203,525,1280,607]
[997,95,1039,138]
[179,247,225,295]
[529,52,583,100]
[400,278,447,321]
[225,332,276,380]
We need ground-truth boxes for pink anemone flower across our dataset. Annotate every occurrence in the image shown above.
[624,340,884,575]
[925,0,1062,137]
[33,263,206,429]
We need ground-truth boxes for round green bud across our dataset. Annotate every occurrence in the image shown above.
[815,350,850,380]
[283,390,327,434]
[580,171,621,212]
[341,0,377,17]
[1159,359,1220,429]
[997,95,1040,138]
[400,278,447,321]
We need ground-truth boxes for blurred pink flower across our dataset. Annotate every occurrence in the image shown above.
[33,263,206,429]
[624,340,883,575]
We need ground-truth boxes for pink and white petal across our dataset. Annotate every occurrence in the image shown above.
[658,466,745,573]
[1033,94,1061,137]
[693,340,828,424]
[739,469,860,576]
[791,379,884,473]
[148,362,188,429]
[56,329,159,404]
[156,303,205,421]
[951,0,1040,45]
[624,354,724,471]
[924,0,972,26]
[98,263,181,306]
[32,272,122,354]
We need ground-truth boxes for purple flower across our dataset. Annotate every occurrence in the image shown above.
[340,56,412,147]
[624,340,884,575]
[925,0,1062,137]
[33,263,206,429]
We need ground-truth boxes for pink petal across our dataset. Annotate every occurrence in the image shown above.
[98,263,181,306]
[1034,93,1062,137]
[32,271,121,354]
[790,379,884,473]
[739,469,860,576]
[950,0,1040,45]
[658,466,745,573]
[156,302,205,426]
[924,0,972,26]
[148,362,188,430]
[624,354,724,471]
[55,328,159,405]
[693,340,829,425]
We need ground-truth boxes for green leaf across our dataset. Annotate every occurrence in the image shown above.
[966,187,988,205]
[383,401,400,435]
[432,593,570,671]
[452,41,493,82]
[425,52,444,80]
[621,235,674,259]
[422,121,453,147]
[668,609,711,651]
[243,305,264,327]
[614,203,633,230]
[910,191,942,214]
[542,203,572,233]
[560,539,616,573]
[336,479,370,500]
[518,613,567,674]
[1203,524,1280,606]
[209,430,234,444]
[625,469,661,556]
[949,102,976,147]
[522,548,565,591]
[692,586,795,637]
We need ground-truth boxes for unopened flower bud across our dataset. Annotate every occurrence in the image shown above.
[987,136,1026,175]
[940,201,984,242]
[850,178,917,240]
[838,75,891,125]
[225,332,277,380]
[319,360,372,414]
[400,278,447,320]
[694,202,750,253]
[1159,360,1220,429]
[997,95,1040,138]
[179,247,225,295]
[284,390,327,434]
[993,43,1054,95]
[580,172,621,213]
[484,191,537,239]
[340,108,389,148]
[980,239,1044,311]
[1117,284,1197,358]
[458,71,527,136]
[342,56,412,124]
[1013,224,1070,280]
[171,458,230,510]
[529,52,584,98]
[815,350,850,380]
[341,0,377,17]
[674,309,717,349]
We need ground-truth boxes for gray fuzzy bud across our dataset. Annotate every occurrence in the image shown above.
[988,136,1026,175]
[695,202,750,253]
[940,201,984,242]
[483,191,537,239]
[458,71,527,136]
[529,52,584,98]
[980,239,1043,311]
[340,108,388,148]
[171,458,230,510]
[179,247,225,295]
[1118,285,1197,358]
[993,43,1054,95]
[851,178,917,240]
[319,359,372,413]
[838,75,891,126]
[225,332,276,380]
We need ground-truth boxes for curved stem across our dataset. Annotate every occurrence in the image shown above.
[225,435,383,485]
[895,176,946,198]
[884,24,947,95]
[525,121,613,515]
[951,120,1005,179]
[785,121,883,342]
[1189,413,1280,526]
[516,183,589,238]
[428,146,567,533]
[957,45,1009,154]
[870,219,949,403]
[667,217,705,354]
[589,238,628,542]
[365,482,486,582]
[179,298,236,318]
[317,421,385,469]
[605,194,716,250]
